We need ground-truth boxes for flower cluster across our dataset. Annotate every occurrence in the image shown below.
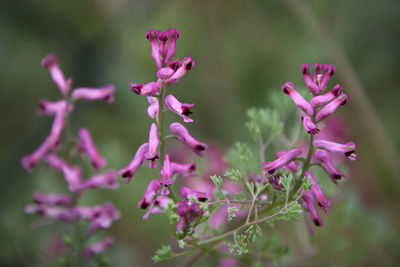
[22,54,119,260]
[118,29,207,234]
[263,63,357,229]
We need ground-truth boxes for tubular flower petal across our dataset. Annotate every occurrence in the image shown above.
[142,196,171,220]
[79,170,119,191]
[282,82,314,115]
[147,96,159,119]
[83,238,114,259]
[86,203,120,235]
[165,94,194,123]
[130,82,159,96]
[137,179,161,209]
[165,57,195,85]
[309,84,342,108]
[147,123,159,166]
[176,200,203,236]
[315,93,347,122]
[25,204,77,222]
[118,143,149,183]
[313,140,357,161]
[170,162,196,176]
[146,29,162,68]
[275,151,298,173]
[37,99,72,115]
[164,28,180,64]
[169,122,208,157]
[41,54,70,95]
[263,148,302,174]
[77,128,107,170]
[160,154,173,186]
[301,190,323,227]
[158,30,170,60]
[71,84,115,103]
[301,112,320,135]
[319,64,336,92]
[302,64,320,95]
[32,192,73,206]
[313,149,345,184]
[179,186,208,202]
[305,172,331,212]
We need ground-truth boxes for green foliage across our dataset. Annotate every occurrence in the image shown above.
[229,234,249,255]
[267,201,303,227]
[245,225,263,243]
[178,240,187,249]
[227,206,239,221]
[224,169,242,186]
[279,173,293,192]
[245,108,283,142]
[152,245,175,262]
[165,200,179,224]
[302,175,313,192]
[256,234,290,266]
[226,142,254,172]
[210,175,225,201]
[234,191,247,201]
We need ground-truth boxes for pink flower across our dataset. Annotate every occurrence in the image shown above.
[33,192,73,206]
[165,57,195,85]
[118,143,149,183]
[41,54,71,95]
[262,148,302,174]
[146,123,159,165]
[171,162,196,176]
[44,155,82,192]
[137,179,161,209]
[309,84,342,108]
[312,149,345,184]
[142,196,171,220]
[282,82,314,115]
[315,93,347,122]
[169,122,208,157]
[130,82,159,96]
[313,140,357,161]
[78,170,119,191]
[165,94,194,123]
[147,96,159,119]
[146,29,162,68]
[305,172,331,212]
[158,30,169,60]
[83,237,114,259]
[302,63,335,95]
[160,154,173,186]
[301,189,322,227]
[71,84,115,103]
[77,128,107,170]
[179,186,208,202]
[301,112,319,135]
[164,28,179,64]
[25,204,76,222]
[176,200,203,236]
[86,203,120,235]
[37,100,72,115]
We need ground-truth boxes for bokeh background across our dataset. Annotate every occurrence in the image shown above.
[1,0,399,266]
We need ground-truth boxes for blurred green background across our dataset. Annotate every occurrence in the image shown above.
[1,0,399,266]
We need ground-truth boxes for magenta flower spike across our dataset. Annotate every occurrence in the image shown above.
[309,84,342,108]
[175,200,203,235]
[77,128,107,170]
[164,28,180,64]
[313,140,357,161]
[71,84,115,103]
[79,170,119,191]
[158,30,170,59]
[262,148,302,174]
[313,62,322,82]
[171,162,196,176]
[146,29,162,68]
[282,82,314,116]
[147,96,159,119]
[165,57,195,85]
[305,172,331,212]
[118,143,149,182]
[165,94,194,123]
[160,154,173,186]
[301,189,322,227]
[21,136,59,171]
[33,192,73,206]
[41,54,70,95]
[137,179,161,209]
[313,149,345,184]
[315,93,348,122]
[147,123,160,165]
[301,112,320,135]
[169,122,208,157]
[37,99,71,116]
[179,186,208,202]
[130,82,159,96]
[62,164,83,192]
[83,238,114,259]
[87,203,120,235]
[302,64,320,95]
[319,64,336,92]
